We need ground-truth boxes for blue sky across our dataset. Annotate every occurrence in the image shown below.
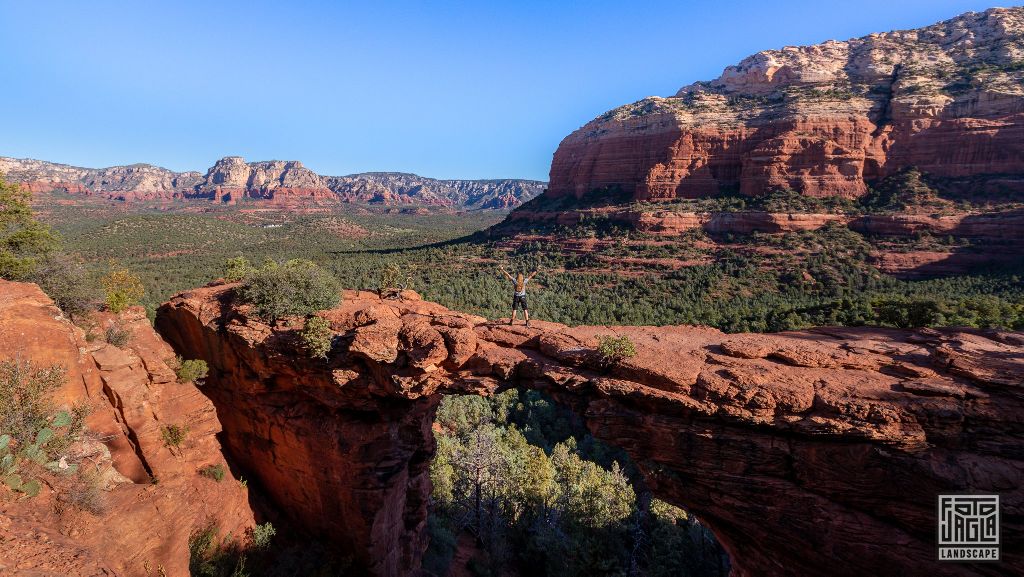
[0,0,1005,180]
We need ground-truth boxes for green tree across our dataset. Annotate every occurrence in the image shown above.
[237,259,341,320]
[102,268,145,313]
[224,256,256,282]
[299,316,334,358]
[0,176,59,280]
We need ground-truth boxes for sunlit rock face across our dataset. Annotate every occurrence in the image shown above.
[157,282,1024,577]
[0,281,255,577]
[548,7,1024,201]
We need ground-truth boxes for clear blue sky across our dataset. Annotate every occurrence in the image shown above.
[0,0,1005,180]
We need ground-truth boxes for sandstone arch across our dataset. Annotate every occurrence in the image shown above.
[155,283,1024,577]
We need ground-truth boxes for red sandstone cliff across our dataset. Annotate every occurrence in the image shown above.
[157,283,1023,577]
[547,8,1024,201]
[0,281,256,576]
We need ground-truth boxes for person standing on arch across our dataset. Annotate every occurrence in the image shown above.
[499,265,538,327]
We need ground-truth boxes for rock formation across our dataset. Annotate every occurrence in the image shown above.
[156,283,1024,577]
[0,156,546,209]
[547,7,1024,200]
[0,281,255,576]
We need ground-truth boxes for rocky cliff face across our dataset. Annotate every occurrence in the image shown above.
[157,283,1023,577]
[548,7,1024,200]
[0,156,546,209]
[0,281,255,576]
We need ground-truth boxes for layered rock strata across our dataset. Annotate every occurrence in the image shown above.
[0,281,255,576]
[157,283,1024,577]
[547,8,1024,200]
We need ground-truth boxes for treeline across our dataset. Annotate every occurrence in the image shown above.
[33,175,1024,333]
[426,389,728,577]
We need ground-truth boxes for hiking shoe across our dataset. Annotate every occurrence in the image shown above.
[526,320,530,327]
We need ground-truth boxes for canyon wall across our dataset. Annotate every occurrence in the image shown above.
[0,156,546,209]
[156,282,1024,577]
[547,7,1024,201]
[0,281,256,576]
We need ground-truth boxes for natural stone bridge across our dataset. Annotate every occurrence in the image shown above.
[155,283,1024,577]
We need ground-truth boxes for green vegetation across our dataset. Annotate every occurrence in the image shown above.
[596,335,637,366]
[102,267,145,313]
[237,259,341,321]
[189,519,350,577]
[299,316,334,359]
[105,324,131,348]
[176,358,209,384]
[377,262,415,300]
[248,522,276,551]
[188,521,257,577]
[161,424,189,452]
[199,463,226,482]
[427,390,727,576]
[0,176,99,318]
[225,256,257,282]
[0,358,92,501]
[29,173,1024,335]
[0,176,60,280]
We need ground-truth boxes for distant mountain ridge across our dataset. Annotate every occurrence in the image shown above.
[0,156,546,209]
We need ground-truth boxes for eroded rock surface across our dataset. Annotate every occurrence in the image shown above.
[157,283,1024,577]
[0,281,255,576]
[548,8,1024,200]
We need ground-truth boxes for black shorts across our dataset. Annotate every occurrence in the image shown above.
[512,294,528,310]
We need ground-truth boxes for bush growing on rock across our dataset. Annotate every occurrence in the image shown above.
[0,358,66,446]
[300,316,334,358]
[160,424,188,452]
[0,359,90,501]
[63,466,107,514]
[29,254,98,318]
[199,463,225,482]
[597,335,637,365]
[175,357,209,384]
[237,259,341,320]
[248,522,276,550]
[224,256,257,282]
[377,262,415,300]
[102,267,145,313]
[104,324,131,348]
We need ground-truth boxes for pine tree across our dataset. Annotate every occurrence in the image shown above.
[0,176,59,280]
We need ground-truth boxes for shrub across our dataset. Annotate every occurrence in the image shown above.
[224,256,256,282]
[102,268,145,313]
[237,259,341,321]
[0,359,90,501]
[596,335,637,365]
[29,254,98,318]
[0,358,65,446]
[105,324,131,348]
[248,522,276,550]
[64,466,107,514]
[377,263,414,300]
[161,424,189,451]
[199,463,226,482]
[175,358,209,384]
[300,316,334,358]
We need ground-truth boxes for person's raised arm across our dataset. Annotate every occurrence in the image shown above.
[499,266,514,281]
[527,269,539,281]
